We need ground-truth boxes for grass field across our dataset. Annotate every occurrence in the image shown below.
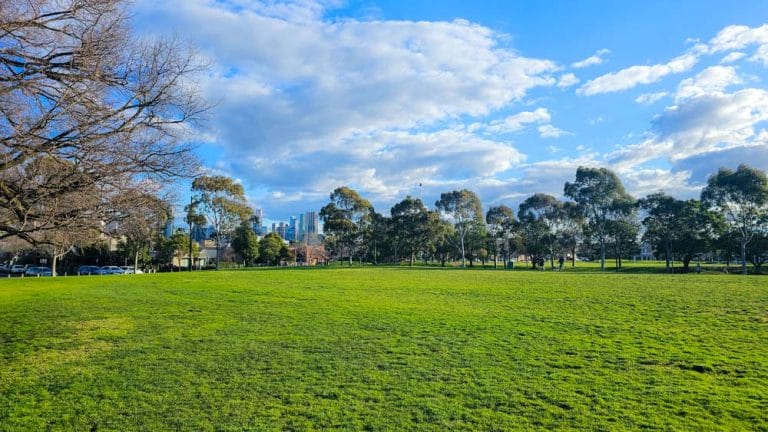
[1,268,767,431]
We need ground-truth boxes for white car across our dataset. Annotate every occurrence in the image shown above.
[120,266,144,274]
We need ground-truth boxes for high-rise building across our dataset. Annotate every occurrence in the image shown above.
[298,211,319,244]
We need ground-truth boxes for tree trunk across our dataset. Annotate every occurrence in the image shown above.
[741,240,747,275]
[460,235,466,268]
[571,246,576,267]
[600,239,606,270]
[550,255,555,270]
[52,255,58,277]
[134,251,140,273]
[494,255,497,269]
[682,256,691,273]
[665,241,671,272]
[215,236,220,269]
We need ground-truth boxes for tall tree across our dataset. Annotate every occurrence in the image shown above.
[518,193,568,269]
[113,192,170,272]
[0,0,205,244]
[702,165,768,275]
[390,196,429,266]
[639,193,682,271]
[185,197,207,271]
[192,176,252,268]
[231,220,260,266]
[564,167,634,270]
[435,189,484,268]
[319,187,373,266]
[486,205,516,268]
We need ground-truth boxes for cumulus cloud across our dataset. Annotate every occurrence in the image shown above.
[721,51,746,63]
[571,49,610,68]
[635,92,668,105]
[486,108,550,133]
[556,73,579,88]
[708,23,768,53]
[577,53,698,95]
[133,0,562,214]
[675,65,742,100]
[538,124,572,138]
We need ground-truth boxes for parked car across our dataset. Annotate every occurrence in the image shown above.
[25,267,52,277]
[100,266,125,275]
[120,266,135,274]
[10,264,27,274]
[78,265,103,275]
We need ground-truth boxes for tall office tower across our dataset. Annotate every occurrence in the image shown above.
[251,208,263,234]
[298,213,306,242]
[287,216,298,241]
[276,222,288,240]
[303,211,319,244]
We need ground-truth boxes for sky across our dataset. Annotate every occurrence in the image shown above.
[133,0,768,223]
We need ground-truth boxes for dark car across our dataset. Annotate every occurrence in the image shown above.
[25,267,52,277]
[100,266,125,275]
[77,265,103,275]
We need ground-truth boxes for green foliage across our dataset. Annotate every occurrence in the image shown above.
[564,167,634,270]
[702,164,768,274]
[390,196,430,265]
[259,232,287,265]
[192,175,252,267]
[435,189,485,267]
[231,222,260,265]
[319,186,373,265]
[0,268,766,430]
[156,231,198,267]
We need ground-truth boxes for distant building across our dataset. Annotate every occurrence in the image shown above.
[163,220,174,239]
[639,242,655,260]
[301,211,319,245]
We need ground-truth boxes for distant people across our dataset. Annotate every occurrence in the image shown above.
[558,256,565,271]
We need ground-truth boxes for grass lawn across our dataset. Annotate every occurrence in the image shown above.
[0,268,767,431]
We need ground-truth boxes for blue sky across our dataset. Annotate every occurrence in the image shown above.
[134,0,768,223]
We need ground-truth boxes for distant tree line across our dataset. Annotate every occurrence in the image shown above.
[320,165,768,275]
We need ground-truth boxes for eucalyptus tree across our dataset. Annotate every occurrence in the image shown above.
[486,205,516,268]
[192,176,252,268]
[639,193,682,271]
[435,190,484,268]
[319,186,373,266]
[518,193,568,269]
[564,167,634,270]
[113,192,171,272]
[390,196,430,266]
[701,165,768,275]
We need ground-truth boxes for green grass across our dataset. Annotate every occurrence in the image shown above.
[1,268,767,431]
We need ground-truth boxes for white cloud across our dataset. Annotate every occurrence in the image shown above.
[133,0,563,214]
[635,92,668,105]
[577,53,698,96]
[556,73,579,88]
[538,124,571,138]
[721,51,746,63]
[486,108,550,133]
[708,24,768,53]
[675,65,742,100]
[571,48,610,68]
[751,44,768,67]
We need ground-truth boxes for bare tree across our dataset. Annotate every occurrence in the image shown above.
[1,0,206,244]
